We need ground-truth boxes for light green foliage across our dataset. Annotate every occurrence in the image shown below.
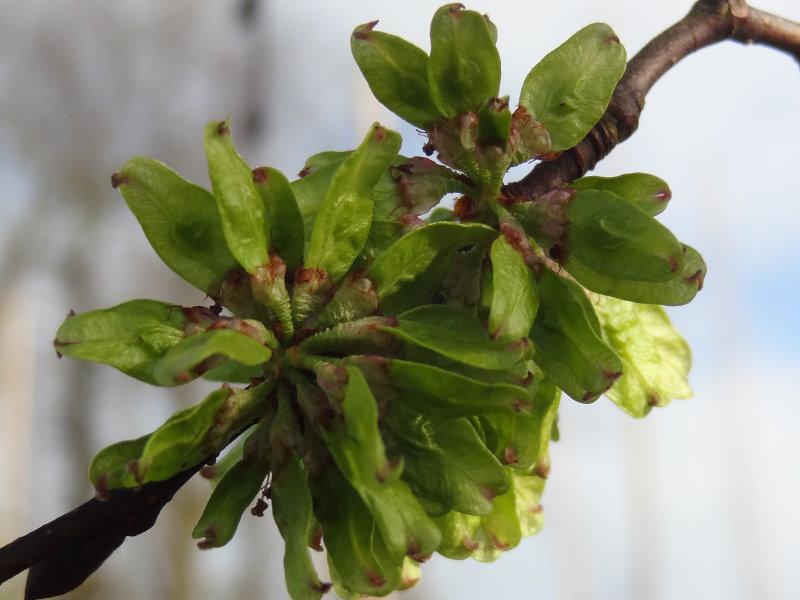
[365,221,496,300]
[532,269,623,402]
[391,157,473,216]
[290,153,347,239]
[477,96,512,148]
[591,295,692,417]
[481,375,560,471]
[428,4,501,117]
[566,243,706,306]
[513,472,546,537]
[388,360,533,418]
[351,23,441,128]
[151,329,271,386]
[200,430,251,485]
[321,366,397,488]
[202,359,264,383]
[320,367,440,560]
[314,273,379,329]
[271,453,328,600]
[252,257,295,341]
[55,299,185,382]
[53,4,706,598]
[89,382,272,491]
[306,124,401,282]
[204,119,269,274]
[253,166,305,272]
[385,304,529,370]
[567,189,685,282]
[572,173,672,216]
[192,456,269,548]
[54,300,270,386]
[88,435,149,493]
[115,157,238,295]
[520,23,626,150]
[488,235,538,341]
[137,383,271,484]
[314,469,401,596]
[298,316,400,357]
[386,403,509,515]
[398,558,422,591]
[435,478,521,562]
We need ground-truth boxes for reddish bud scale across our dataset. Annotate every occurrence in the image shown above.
[453,196,475,219]
[463,536,479,551]
[197,527,216,550]
[315,271,379,328]
[250,496,269,517]
[502,447,519,465]
[507,106,552,166]
[309,525,324,552]
[410,551,432,564]
[110,172,128,188]
[499,222,538,270]
[353,20,379,41]
[316,364,349,405]
[685,269,705,290]
[292,267,334,326]
[491,535,510,550]
[534,457,551,479]
[399,214,424,230]
[366,571,387,588]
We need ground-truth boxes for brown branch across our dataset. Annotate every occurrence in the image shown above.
[0,457,212,597]
[503,0,800,201]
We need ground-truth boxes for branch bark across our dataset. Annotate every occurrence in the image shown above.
[0,458,211,596]
[502,0,800,201]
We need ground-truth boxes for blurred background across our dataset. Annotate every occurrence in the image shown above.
[1,0,798,598]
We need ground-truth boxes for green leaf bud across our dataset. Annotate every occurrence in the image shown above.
[531,269,622,402]
[566,189,685,283]
[507,106,552,166]
[192,457,269,549]
[488,234,539,342]
[351,21,442,128]
[306,123,401,283]
[252,166,305,272]
[520,23,626,151]
[113,157,238,296]
[428,4,501,117]
[477,96,512,148]
[204,118,269,274]
[572,173,672,216]
[391,157,473,216]
[590,295,692,417]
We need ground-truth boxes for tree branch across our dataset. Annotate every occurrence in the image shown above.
[503,0,800,201]
[0,457,211,596]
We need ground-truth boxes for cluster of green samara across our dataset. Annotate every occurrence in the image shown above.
[53,4,703,598]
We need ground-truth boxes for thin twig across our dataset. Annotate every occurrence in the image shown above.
[502,0,800,201]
